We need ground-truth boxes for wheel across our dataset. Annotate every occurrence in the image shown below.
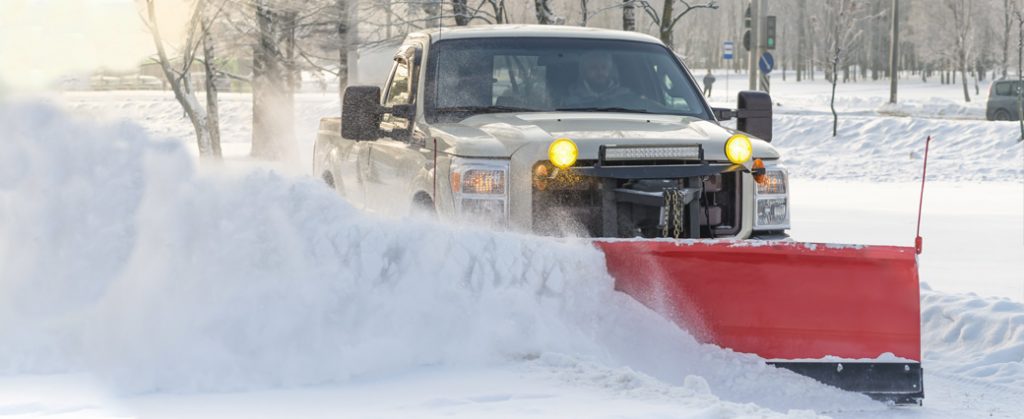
[321,171,336,188]
[411,193,436,218]
[994,109,1011,121]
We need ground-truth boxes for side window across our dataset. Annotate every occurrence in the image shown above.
[996,82,1011,96]
[384,59,411,106]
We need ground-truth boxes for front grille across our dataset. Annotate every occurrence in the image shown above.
[531,165,742,238]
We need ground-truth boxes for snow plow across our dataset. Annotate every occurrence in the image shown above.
[313,25,925,404]
[596,240,923,404]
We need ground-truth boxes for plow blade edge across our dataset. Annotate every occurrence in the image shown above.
[595,240,923,403]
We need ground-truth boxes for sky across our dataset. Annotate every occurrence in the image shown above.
[0,0,192,89]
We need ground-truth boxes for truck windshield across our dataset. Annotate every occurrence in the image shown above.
[424,37,711,123]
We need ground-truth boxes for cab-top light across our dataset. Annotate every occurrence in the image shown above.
[548,138,578,169]
[724,134,753,165]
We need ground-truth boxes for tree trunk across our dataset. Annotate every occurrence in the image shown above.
[960,50,970,102]
[452,0,471,26]
[831,54,839,137]
[1004,0,1011,78]
[1017,15,1023,141]
[797,0,806,82]
[660,0,674,48]
[580,0,588,26]
[338,0,350,93]
[201,15,222,158]
[535,0,557,24]
[144,0,213,159]
[251,1,296,161]
[623,0,636,31]
[888,0,898,103]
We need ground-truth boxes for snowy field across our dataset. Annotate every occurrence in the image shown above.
[1,75,1022,418]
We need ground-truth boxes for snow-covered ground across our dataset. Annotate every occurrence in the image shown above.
[1,74,1022,418]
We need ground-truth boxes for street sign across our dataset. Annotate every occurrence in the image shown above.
[759,52,775,74]
[723,41,734,60]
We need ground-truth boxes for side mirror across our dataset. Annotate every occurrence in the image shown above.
[736,91,773,142]
[342,86,382,140]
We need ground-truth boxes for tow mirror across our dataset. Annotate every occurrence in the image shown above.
[342,85,382,141]
[712,91,773,143]
[736,91,773,142]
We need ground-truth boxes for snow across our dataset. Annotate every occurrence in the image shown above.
[1,73,1023,417]
[0,100,878,417]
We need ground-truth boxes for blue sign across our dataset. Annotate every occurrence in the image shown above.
[722,41,735,60]
[758,52,775,74]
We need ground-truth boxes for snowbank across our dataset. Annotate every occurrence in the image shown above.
[921,287,1024,392]
[0,101,874,414]
[772,114,1024,182]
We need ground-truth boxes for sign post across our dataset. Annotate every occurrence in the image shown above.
[758,51,774,93]
[723,41,734,99]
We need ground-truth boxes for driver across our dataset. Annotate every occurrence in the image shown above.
[565,51,631,106]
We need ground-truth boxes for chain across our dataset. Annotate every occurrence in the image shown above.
[662,190,671,238]
[672,190,682,239]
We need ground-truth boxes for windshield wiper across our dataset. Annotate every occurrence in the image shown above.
[555,107,654,114]
[434,105,539,114]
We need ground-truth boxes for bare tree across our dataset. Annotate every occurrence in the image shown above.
[251,0,297,160]
[632,1,718,48]
[141,0,221,160]
[945,0,973,102]
[815,0,870,136]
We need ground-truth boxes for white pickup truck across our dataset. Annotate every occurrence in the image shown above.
[314,25,788,240]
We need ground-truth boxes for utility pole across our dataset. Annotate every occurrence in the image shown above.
[748,0,760,90]
[888,0,899,104]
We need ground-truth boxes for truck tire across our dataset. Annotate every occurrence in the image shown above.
[412,192,436,218]
[994,109,1011,121]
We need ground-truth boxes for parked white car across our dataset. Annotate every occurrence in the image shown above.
[314,25,789,239]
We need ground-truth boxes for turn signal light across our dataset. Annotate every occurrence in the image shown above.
[753,159,767,185]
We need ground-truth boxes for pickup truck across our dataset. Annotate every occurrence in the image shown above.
[314,25,788,240]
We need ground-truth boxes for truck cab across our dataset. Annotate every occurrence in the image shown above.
[314,25,788,240]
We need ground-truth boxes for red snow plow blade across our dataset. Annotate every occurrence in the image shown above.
[595,240,923,404]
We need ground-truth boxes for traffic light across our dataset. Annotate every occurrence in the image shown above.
[743,5,752,51]
[766,16,776,50]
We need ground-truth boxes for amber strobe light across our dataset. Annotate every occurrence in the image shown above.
[548,138,578,169]
[724,134,753,165]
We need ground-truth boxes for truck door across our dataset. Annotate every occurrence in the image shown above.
[367,46,432,216]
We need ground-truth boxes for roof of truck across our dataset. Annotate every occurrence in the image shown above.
[418,24,664,44]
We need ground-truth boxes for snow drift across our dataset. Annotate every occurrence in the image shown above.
[772,114,1024,183]
[0,101,877,413]
[921,287,1024,392]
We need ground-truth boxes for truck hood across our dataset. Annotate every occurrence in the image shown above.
[429,112,780,161]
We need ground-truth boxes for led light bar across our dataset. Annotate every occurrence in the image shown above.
[603,145,701,162]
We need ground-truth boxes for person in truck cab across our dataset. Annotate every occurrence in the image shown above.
[565,51,632,107]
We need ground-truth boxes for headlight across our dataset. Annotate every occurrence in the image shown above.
[753,165,789,230]
[755,170,787,195]
[450,158,509,225]
[548,138,578,169]
[455,169,505,194]
[724,134,753,164]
